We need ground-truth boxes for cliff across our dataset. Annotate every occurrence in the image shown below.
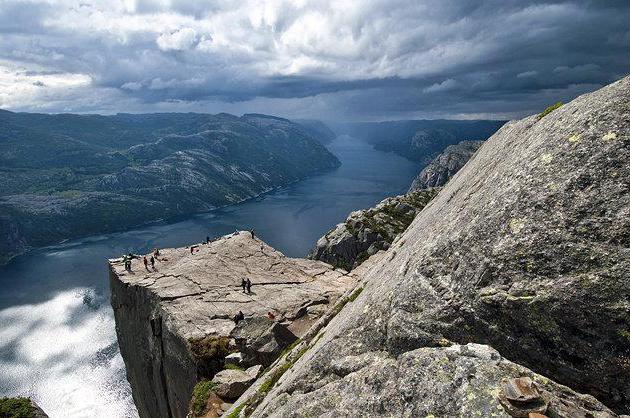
[409,139,484,191]
[109,232,357,418]
[228,75,630,416]
[308,188,439,270]
[309,139,484,271]
[0,112,339,264]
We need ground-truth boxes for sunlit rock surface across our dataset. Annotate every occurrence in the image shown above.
[110,232,356,418]
[241,75,630,416]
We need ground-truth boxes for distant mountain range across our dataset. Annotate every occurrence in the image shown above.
[335,119,505,163]
[0,110,340,264]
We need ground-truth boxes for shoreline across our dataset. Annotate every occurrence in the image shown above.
[0,164,341,267]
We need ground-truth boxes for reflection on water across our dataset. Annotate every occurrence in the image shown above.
[0,135,419,417]
[0,289,135,417]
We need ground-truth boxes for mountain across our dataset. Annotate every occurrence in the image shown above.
[227,76,630,415]
[0,111,340,264]
[337,119,505,163]
[293,119,337,144]
[409,139,484,191]
[112,75,630,418]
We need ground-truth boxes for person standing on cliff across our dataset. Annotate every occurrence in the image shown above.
[246,278,252,294]
[250,229,255,239]
[241,278,247,293]
[150,256,155,270]
[233,310,244,324]
[143,256,149,271]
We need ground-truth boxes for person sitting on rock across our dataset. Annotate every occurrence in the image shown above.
[233,310,245,324]
[246,278,252,294]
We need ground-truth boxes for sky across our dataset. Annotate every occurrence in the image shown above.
[0,0,628,121]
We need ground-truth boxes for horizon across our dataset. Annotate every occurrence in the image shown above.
[1,1,629,121]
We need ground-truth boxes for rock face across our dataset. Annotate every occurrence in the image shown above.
[109,232,356,418]
[231,318,298,367]
[308,189,438,270]
[0,111,339,264]
[253,344,616,417]
[241,76,630,416]
[409,139,483,191]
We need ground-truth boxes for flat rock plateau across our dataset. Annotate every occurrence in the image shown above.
[110,232,357,418]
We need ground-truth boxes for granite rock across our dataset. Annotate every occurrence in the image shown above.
[110,232,357,418]
[245,75,630,415]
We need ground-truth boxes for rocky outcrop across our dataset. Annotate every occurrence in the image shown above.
[236,75,630,416]
[308,189,439,270]
[409,139,483,191]
[0,397,48,418]
[110,232,357,418]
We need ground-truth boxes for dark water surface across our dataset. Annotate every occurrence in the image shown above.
[0,135,418,417]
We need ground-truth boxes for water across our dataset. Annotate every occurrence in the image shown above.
[0,135,418,417]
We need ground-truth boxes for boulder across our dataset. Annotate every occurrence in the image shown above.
[231,317,298,367]
[212,369,257,400]
[224,352,243,366]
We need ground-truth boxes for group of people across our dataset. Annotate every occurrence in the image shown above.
[122,248,161,272]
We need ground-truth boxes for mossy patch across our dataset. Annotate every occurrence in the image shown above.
[190,380,217,417]
[225,403,246,418]
[224,363,246,371]
[347,287,363,302]
[189,335,231,378]
[0,397,37,418]
[538,102,563,120]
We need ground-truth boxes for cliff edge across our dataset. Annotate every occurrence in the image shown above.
[110,232,357,418]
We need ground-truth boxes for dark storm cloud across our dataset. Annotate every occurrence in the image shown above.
[0,0,628,119]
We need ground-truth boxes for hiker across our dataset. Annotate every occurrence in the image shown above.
[150,256,155,269]
[143,256,149,271]
[267,311,275,320]
[205,236,210,244]
[250,229,255,239]
[241,278,247,293]
[123,255,130,271]
[246,278,252,294]
[233,310,245,324]
[154,248,160,258]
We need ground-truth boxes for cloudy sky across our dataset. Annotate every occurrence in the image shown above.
[0,0,628,121]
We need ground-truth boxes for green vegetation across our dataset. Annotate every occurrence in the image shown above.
[538,102,563,120]
[0,110,341,264]
[225,403,246,418]
[224,363,246,371]
[279,338,302,359]
[258,362,292,395]
[347,287,364,302]
[189,335,231,362]
[0,397,36,418]
[190,380,217,417]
